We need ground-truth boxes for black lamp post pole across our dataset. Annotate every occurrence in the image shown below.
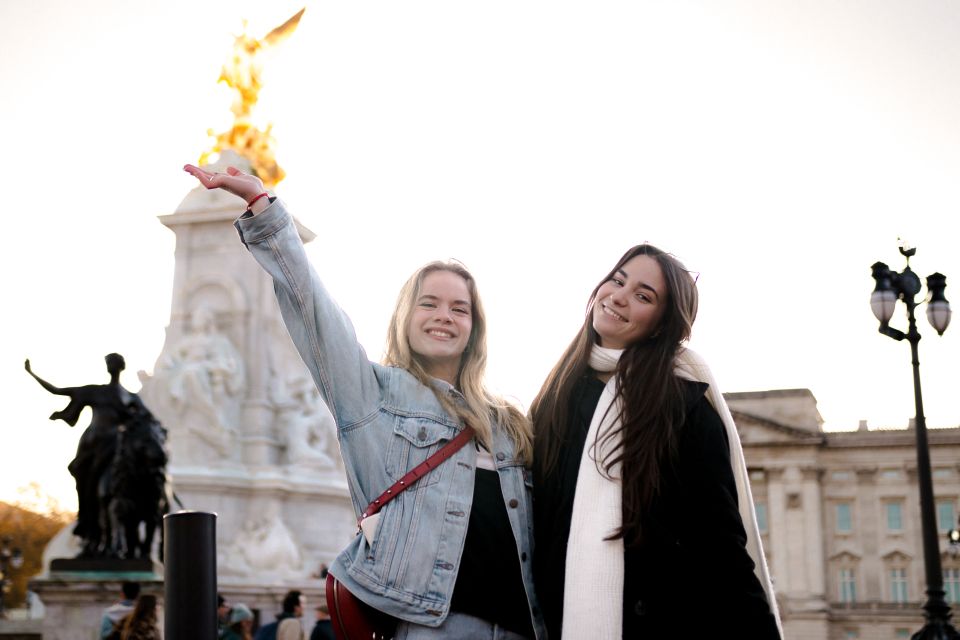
[871,251,959,640]
[904,299,956,639]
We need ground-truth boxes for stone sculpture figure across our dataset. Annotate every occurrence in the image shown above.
[157,305,245,457]
[25,354,169,559]
[220,501,304,579]
[277,375,336,470]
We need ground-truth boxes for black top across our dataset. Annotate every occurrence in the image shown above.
[533,374,781,639]
[451,467,534,637]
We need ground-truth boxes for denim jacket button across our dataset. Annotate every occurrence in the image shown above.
[417,427,427,441]
[508,499,519,508]
[521,552,528,561]
[496,452,506,461]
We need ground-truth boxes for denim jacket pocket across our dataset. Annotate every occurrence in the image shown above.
[385,416,459,488]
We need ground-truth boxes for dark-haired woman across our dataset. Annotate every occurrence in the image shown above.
[117,595,161,640]
[530,245,782,639]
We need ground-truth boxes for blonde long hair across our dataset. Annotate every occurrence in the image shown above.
[384,261,532,463]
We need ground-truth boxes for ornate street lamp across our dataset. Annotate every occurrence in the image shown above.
[0,536,24,619]
[870,244,958,640]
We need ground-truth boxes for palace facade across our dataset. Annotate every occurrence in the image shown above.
[728,389,960,640]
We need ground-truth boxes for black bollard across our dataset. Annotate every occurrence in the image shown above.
[164,511,217,640]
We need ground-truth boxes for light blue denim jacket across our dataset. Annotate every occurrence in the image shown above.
[235,201,545,637]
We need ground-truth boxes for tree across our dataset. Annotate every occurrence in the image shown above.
[0,483,73,610]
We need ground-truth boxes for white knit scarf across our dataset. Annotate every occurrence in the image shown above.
[561,346,782,638]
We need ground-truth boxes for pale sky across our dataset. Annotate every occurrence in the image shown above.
[2,0,959,511]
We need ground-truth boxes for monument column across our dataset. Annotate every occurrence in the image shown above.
[801,465,827,604]
[767,466,790,591]
[856,466,880,601]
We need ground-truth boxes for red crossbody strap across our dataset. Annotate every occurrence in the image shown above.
[357,425,475,527]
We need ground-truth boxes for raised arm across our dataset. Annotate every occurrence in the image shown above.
[183,164,381,428]
[24,359,67,395]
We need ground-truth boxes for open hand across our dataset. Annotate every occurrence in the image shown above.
[183,164,264,204]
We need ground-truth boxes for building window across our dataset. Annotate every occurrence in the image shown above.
[946,568,960,604]
[844,630,858,639]
[937,500,956,533]
[837,502,853,533]
[832,471,852,482]
[755,501,768,533]
[896,630,911,639]
[839,568,857,603]
[882,469,902,480]
[889,568,908,603]
[886,502,903,532]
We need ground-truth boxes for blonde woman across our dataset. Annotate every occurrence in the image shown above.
[184,164,543,640]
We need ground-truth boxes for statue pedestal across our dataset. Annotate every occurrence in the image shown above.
[49,558,162,575]
[29,571,163,640]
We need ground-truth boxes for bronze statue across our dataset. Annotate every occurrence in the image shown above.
[25,355,170,559]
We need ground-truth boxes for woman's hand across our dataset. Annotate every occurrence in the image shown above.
[183,164,265,206]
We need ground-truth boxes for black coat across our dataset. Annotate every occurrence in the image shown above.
[533,376,780,639]
[621,380,780,638]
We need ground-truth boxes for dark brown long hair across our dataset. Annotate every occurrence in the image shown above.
[120,594,158,640]
[530,244,698,546]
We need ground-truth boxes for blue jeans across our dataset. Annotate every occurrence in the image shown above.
[395,613,531,640]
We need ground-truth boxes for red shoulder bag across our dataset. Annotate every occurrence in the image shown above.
[327,426,475,640]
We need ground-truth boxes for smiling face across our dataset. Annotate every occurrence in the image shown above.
[592,255,667,349]
[406,269,473,384]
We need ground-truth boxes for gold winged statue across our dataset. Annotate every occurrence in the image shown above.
[199,8,305,188]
